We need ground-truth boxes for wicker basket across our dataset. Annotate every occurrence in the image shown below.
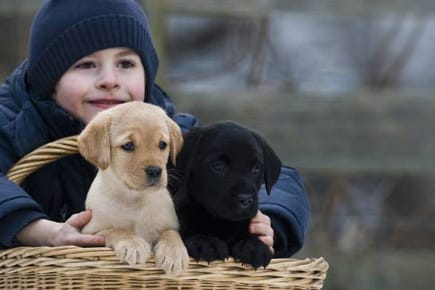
[1,136,329,289]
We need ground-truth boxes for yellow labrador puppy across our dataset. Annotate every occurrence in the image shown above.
[79,101,189,276]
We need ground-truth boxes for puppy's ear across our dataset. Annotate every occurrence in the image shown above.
[165,116,183,165]
[168,127,202,204]
[176,127,202,184]
[78,112,112,170]
[177,127,202,168]
[253,132,282,194]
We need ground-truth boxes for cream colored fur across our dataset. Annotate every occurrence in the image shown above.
[79,101,188,276]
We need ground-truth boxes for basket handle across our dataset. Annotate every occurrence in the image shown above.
[6,135,79,185]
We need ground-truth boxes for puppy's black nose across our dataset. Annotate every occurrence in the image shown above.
[145,166,162,179]
[238,194,254,208]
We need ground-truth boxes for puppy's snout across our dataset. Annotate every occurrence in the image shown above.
[237,194,254,208]
[145,166,162,179]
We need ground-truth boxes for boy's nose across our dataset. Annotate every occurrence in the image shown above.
[97,67,120,90]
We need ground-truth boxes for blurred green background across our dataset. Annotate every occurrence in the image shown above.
[1,1,435,289]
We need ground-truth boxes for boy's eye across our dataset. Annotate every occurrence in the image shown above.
[117,60,136,69]
[121,142,135,152]
[74,61,95,69]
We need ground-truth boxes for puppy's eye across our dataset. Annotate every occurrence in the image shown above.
[159,141,167,150]
[210,160,226,174]
[121,142,135,152]
[252,164,262,176]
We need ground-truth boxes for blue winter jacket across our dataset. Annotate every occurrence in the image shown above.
[0,62,310,257]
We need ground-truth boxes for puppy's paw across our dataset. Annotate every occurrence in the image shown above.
[185,234,229,262]
[231,236,272,269]
[113,236,151,265]
[154,235,189,277]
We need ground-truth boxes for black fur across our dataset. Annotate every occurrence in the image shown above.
[168,121,281,268]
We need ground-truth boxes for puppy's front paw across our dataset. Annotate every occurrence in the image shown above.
[231,236,272,268]
[113,236,151,265]
[154,231,189,277]
[185,234,229,262]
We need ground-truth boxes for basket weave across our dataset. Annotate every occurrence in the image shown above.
[2,136,329,289]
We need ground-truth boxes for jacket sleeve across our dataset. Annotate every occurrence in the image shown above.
[258,166,310,258]
[0,131,47,249]
[0,82,48,248]
[0,174,47,248]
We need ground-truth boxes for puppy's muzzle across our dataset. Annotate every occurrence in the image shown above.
[145,166,162,184]
[237,194,254,209]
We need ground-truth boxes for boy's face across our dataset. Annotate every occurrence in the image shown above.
[53,47,146,124]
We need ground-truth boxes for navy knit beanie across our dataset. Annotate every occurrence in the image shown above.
[26,0,158,99]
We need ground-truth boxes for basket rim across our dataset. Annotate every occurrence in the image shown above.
[6,135,79,184]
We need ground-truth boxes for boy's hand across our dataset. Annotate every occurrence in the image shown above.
[16,210,105,247]
[56,210,106,246]
[249,210,274,255]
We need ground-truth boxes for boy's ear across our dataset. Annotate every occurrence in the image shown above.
[78,112,112,170]
[253,132,282,194]
[165,115,183,166]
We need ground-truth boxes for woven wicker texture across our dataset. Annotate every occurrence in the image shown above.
[0,246,328,289]
[2,136,329,289]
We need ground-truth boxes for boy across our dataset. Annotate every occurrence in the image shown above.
[0,0,309,258]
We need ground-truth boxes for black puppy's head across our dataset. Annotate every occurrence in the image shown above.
[177,121,281,221]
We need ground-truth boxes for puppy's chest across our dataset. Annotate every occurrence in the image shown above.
[100,192,167,223]
[99,198,143,227]
[120,192,176,234]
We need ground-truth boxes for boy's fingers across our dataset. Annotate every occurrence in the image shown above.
[67,210,92,229]
[249,210,275,255]
[259,237,275,255]
[75,234,105,247]
[250,221,274,238]
[251,210,271,225]
[64,210,105,246]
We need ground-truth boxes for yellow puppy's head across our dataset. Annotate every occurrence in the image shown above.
[78,101,183,190]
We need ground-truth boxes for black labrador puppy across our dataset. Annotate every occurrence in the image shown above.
[168,121,282,268]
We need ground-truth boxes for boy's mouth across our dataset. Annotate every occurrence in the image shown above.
[89,99,125,109]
